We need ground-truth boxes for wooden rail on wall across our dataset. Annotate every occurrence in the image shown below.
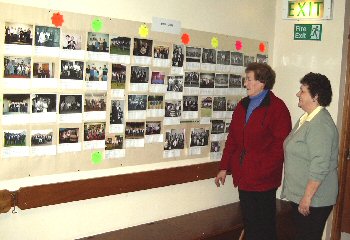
[0,162,219,212]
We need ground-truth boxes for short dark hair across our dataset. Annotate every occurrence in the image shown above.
[300,72,332,107]
[245,63,275,90]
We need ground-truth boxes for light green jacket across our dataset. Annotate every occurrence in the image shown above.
[281,108,338,207]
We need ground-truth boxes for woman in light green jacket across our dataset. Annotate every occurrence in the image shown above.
[281,72,338,240]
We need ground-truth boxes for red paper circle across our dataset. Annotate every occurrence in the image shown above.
[235,40,242,51]
[259,42,266,52]
[51,12,64,27]
[181,33,190,45]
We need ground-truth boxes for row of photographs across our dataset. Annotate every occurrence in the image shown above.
[3,121,228,152]
[3,58,244,89]
[2,94,241,118]
[4,23,267,66]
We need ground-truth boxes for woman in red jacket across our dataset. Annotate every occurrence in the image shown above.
[215,63,292,240]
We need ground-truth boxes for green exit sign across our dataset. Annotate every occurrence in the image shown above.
[294,24,322,41]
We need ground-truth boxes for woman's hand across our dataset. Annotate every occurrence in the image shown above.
[298,195,312,216]
[215,170,227,187]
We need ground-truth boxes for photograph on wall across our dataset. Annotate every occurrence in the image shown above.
[213,97,226,111]
[148,95,164,110]
[105,134,124,150]
[145,121,161,135]
[190,128,209,147]
[111,64,126,89]
[87,32,109,52]
[59,128,79,144]
[151,71,165,84]
[33,62,54,78]
[4,56,31,78]
[226,96,239,112]
[110,100,124,124]
[85,61,108,81]
[133,38,152,57]
[256,54,268,64]
[60,60,84,80]
[165,100,181,117]
[172,44,184,67]
[202,48,216,64]
[35,25,60,47]
[210,141,221,153]
[128,95,147,111]
[5,22,33,45]
[110,36,131,55]
[84,93,106,112]
[183,96,198,111]
[31,94,56,113]
[3,94,30,115]
[31,129,53,146]
[154,45,169,59]
[199,73,215,88]
[4,130,26,147]
[230,52,243,66]
[200,96,212,118]
[244,55,255,67]
[215,74,229,88]
[186,46,201,63]
[167,76,183,92]
[184,72,199,88]
[130,66,149,83]
[84,122,106,141]
[59,94,82,114]
[225,119,231,133]
[61,32,82,50]
[229,74,243,88]
[211,119,225,134]
[125,122,145,139]
[217,51,230,65]
[164,128,185,150]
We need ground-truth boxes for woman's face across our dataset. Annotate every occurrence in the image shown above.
[244,71,265,97]
[296,84,316,112]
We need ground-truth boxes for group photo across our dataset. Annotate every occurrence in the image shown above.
[111,64,126,89]
[172,44,184,67]
[4,130,26,147]
[217,51,230,65]
[31,94,56,113]
[165,101,181,117]
[130,66,149,83]
[167,76,183,92]
[229,74,243,88]
[60,60,84,80]
[186,46,201,63]
[211,119,225,134]
[200,73,215,88]
[84,93,106,112]
[145,121,161,135]
[183,96,198,112]
[5,22,32,45]
[151,71,165,84]
[3,94,30,115]
[59,95,82,114]
[31,130,53,146]
[190,128,209,147]
[59,128,79,144]
[147,95,164,110]
[61,32,82,50]
[35,25,60,47]
[184,72,199,88]
[200,96,213,117]
[133,38,152,57]
[214,74,229,88]
[87,32,109,52]
[110,36,130,55]
[84,122,106,141]
[164,129,185,150]
[154,45,169,59]
[125,122,145,139]
[33,62,54,78]
[105,134,124,150]
[213,97,227,111]
[128,95,147,111]
[110,100,124,124]
[85,62,108,81]
[230,52,243,66]
[4,56,31,78]
[202,48,216,64]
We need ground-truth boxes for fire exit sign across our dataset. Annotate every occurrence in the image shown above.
[294,24,322,41]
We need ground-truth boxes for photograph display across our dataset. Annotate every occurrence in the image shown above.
[84,93,106,112]
[84,122,106,141]
[165,101,181,117]
[61,32,82,50]
[200,73,215,88]
[59,128,79,144]
[60,60,84,80]
[125,122,145,139]
[211,120,225,134]
[202,48,216,64]
[105,135,123,150]
[148,95,163,109]
[133,38,152,57]
[35,25,60,47]
[200,96,212,117]
[33,62,54,78]
[110,100,124,124]
[4,130,26,147]
[244,55,255,67]
[111,64,126,89]
[164,129,185,150]
[31,94,56,113]
[85,62,108,81]
[110,36,131,55]
[183,96,198,111]
[190,128,209,147]
[172,44,184,67]
[210,141,221,152]
[59,95,82,114]
[131,66,149,83]
[31,130,53,146]
[128,95,147,111]
[3,94,30,114]
[154,45,169,59]
[215,74,229,88]
[151,71,165,84]
[213,97,226,111]
[87,32,109,52]
[4,56,31,78]
[184,72,199,88]
[229,74,242,88]
[230,52,243,66]
[5,22,33,45]
[186,46,201,63]
[167,76,183,92]
[145,121,161,135]
[217,51,230,65]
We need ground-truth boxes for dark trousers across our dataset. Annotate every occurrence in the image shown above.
[238,188,277,240]
[290,202,333,240]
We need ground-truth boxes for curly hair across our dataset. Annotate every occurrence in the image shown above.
[300,72,332,107]
[245,62,275,90]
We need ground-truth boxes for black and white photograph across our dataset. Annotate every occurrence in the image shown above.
[33,62,54,78]
[110,36,131,55]
[200,73,215,88]
[5,22,33,45]
[84,122,106,141]
[31,130,53,146]
[105,134,124,150]
[84,93,106,112]
[210,141,221,152]
[184,72,199,87]
[4,130,26,147]
[211,120,225,134]
[217,50,230,65]
[229,74,243,88]
[128,95,147,110]
[87,32,109,52]
[165,101,181,117]
[131,66,149,83]
[59,95,82,114]
[148,95,164,109]
[190,128,209,147]
[215,74,229,88]
[167,76,183,92]
[111,64,126,89]
[146,121,161,135]
[200,96,212,117]
[35,25,60,47]
[172,44,184,67]
[61,32,82,50]
[256,54,268,64]
[164,129,185,150]
[183,96,198,111]
[4,56,31,78]
[85,62,108,81]
[110,100,124,124]
[202,48,216,64]
[125,122,145,139]
[227,96,239,111]
[3,94,30,115]
[230,52,243,66]
[59,128,79,144]
[154,45,169,59]
[60,60,84,80]
[244,55,255,67]
[133,38,152,57]
[31,94,56,113]
[151,71,165,84]
[213,97,226,111]
[225,121,231,133]
[186,46,201,63]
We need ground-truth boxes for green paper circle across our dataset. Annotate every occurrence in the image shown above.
[92,18,103,32]
[91,151,103,164]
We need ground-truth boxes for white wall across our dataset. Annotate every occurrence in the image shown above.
[0,1,277,239]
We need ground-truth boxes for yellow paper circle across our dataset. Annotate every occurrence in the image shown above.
[139,24,149,38]
[211,37,219,49]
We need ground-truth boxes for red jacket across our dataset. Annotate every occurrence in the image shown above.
[220,91,291,191]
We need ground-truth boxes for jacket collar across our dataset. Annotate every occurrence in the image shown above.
[241,90,271,109]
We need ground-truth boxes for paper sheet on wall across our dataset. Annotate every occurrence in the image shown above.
[35,46,60,57]
[163,117,180,125]
[60,79,84,90]
[30,112,57,123]
[5,44,32,55]
[210,152,222,160]
[153,58,170,68]
[145,134,163,143]
[60,49,85,60]
[130,83,148,92]
[182,111,198,120]
[200,117,211,125]
[230,66,245,74]
[59,113,83,123]
[185,62,200,71]
[200,88,214,95]
[4,78,30,90]
[126,139,145,148]
[84,140,105,150]
[57,142,82,153]
[87,52,110,62]
[170,67,184,75]
[109,124,124,133]
[214,88,228,96]
[210,133,225,141]
[32,78,58,89]
[31,145,56,157]
[110,55,130,64]
[134,56,152,65]
[212,111,226,119]
[163,149,181,158]
[149,84,167,93]
[111,89,125,99]
[85,81,108,91]
[2,146,30,158]
[165,92,183,100]
[84,111,106,121]
[105,149,125,159]
[128,110,146,120]
[201,63,216,72]
[2,114,30,125]
[189,146,201,156]
[147,109,165,118]
[216,64,231,73]
[183,87,200,95]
